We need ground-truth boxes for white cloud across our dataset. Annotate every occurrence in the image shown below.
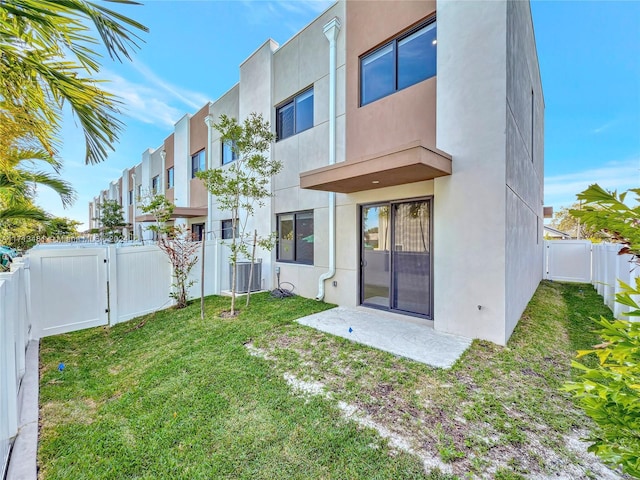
[240,0,333,32]
[591,119,619,135]
[129,62,210,111]
[100,63,210,130]
[544,157,640,209]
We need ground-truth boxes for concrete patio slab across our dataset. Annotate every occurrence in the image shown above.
[297,307,472,368]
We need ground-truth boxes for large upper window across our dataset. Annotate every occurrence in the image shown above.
[191,150,205,178]
[360,19,437,106]
[222,140,238,165]
[128,190,133,205]
[167,167,174,189]
[277,211,314,264]
[152,175,160,194]
[276,88,313,141]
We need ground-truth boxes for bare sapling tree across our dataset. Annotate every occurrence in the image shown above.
[140,193,198,309]
[158,225,199,309]
[197,113,282,316]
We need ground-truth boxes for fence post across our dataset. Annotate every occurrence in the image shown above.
[543,241,549,280]
[0,280,18,460]
[107,245,119,326]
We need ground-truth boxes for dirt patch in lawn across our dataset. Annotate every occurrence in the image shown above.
[251,282,628,479]
[40,397,98,429]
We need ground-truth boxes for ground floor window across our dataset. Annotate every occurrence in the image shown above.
[277,211,313,264]
[191,223,204,241]
[221,219,238,240]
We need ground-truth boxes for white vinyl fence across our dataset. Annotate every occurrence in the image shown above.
[592,243,639,319]
[544,240,592,283]
[1,239,249,474]
[545,240,640,319]
[0,260,31,478]
[28,240,235,336]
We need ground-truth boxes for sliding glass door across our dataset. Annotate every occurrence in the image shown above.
[361,199,432,318]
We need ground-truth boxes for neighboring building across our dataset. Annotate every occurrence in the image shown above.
[544,226,572,240]
[89,0,544,345]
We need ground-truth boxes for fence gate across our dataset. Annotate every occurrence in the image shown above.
[29,247,109,338]
[544,240,592,283]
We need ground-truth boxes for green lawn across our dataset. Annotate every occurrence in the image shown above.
[39,282,620,479]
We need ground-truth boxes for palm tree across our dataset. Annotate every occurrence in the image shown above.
[0,0,148,165]
[0,144,75,221]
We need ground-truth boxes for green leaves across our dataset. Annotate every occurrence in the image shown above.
[95,198,126,242]
[563,184,640,475]
[0,0,148,165]
[139,194,174,236]
[571,184,640,255]
[197,113,281,314]
[564,308,640,476]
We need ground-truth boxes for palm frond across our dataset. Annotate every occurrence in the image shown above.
[0,205,49,222]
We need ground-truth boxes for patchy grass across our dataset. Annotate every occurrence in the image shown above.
[253,281,626,479]
[39,282,625,479]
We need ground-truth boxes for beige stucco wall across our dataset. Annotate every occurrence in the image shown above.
[272,1,345,297]
[504,0,544,341]
[189,105,210,208]
[345,1,437,163]
[434,0,509,344]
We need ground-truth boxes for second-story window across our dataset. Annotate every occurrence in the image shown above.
[128,190,133,205]
[167,167,174,189]
[276,87,313,141]
[360,18,437,106]
[191,149,205,178]
[222,140,238,165]
[221,219,238,240]
[152,175,160,194]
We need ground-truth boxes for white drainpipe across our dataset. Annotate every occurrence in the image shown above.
[316,17,341,301]
[205,114,214,241]
[160,149,167,195]
[131,173,136,240]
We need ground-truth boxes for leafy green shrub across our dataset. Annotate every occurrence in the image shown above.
[564,184,640,477]
[564,314,640,477]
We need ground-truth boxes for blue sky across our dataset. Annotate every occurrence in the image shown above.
[34,0,640,229]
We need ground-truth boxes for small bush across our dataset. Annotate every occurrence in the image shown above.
[564,316,640,477]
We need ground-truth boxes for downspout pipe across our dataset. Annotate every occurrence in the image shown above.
[205,114,214,241]
[160,149,167,195]
[316,17,341,301]
[131,173,136,240]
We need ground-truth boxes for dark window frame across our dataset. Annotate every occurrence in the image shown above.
[152,175,160,194]
[191,223,205,241]
[128,190,133,205]
[221,140,238,165]
[191,149,206,178]
[167,166,174,189]
[276,87,314,141]
[276,210,314,265]
[359,17,437,107]
[221,218,238,240]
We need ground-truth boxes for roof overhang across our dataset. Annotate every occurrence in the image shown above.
[135,207,207,223]
[300,143,452,193]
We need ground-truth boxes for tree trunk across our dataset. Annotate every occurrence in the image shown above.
[246,229,257,307]
[200,236,205,319]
